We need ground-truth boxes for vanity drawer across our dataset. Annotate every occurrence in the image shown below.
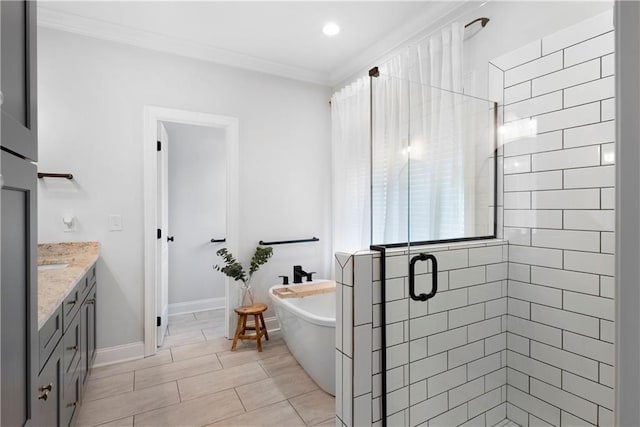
[62,283,82,332]
[34,340,62,427]
[39,305,63,372]
[79,265,96,304]
[62,310,82,391]
[88,264,96,286]
[78,275,90,305]
[61,368,80,427]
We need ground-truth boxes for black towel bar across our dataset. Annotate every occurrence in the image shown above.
[259,237,319,246]
[38,172,73,179]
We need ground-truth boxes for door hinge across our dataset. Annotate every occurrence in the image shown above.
[157,229,161,239]
[157,140,161,151]
[157,316,161,327]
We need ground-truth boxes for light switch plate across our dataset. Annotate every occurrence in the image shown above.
[109,214,123,231]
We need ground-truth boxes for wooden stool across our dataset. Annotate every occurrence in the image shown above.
[231,303,269,352]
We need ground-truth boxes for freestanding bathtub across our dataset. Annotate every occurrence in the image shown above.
[269,280,335,395]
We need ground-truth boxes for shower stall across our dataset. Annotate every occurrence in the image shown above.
[334,8,615,427]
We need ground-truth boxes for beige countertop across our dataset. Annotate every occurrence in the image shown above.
[38,241,100,329]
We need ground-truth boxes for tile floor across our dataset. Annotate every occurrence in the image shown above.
[77,309,335,427]
[493,420,520,427]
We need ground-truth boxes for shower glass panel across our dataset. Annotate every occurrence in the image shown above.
[371,72,497,246]
[371,71,497,425]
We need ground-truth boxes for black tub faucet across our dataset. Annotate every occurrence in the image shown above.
[293,265,316,283]
[293,265,307,284]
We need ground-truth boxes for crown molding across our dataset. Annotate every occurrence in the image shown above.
[38,3,483,89]
[37,6,332,86]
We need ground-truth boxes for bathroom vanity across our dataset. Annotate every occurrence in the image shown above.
[35,242,99,427]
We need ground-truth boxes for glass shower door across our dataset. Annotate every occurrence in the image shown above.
[371,71,499,425]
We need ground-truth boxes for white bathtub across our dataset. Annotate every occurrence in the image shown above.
[269,280,335,395]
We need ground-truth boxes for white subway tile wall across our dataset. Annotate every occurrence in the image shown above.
[496,9,615,427]
[336,10,614,427]
[335,242,509,427]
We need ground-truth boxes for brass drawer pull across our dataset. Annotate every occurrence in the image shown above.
[67,345,78,351]
[38,391,49,401]
[66,401,78,408]
[86,299,96,305]
[67,299,77,306]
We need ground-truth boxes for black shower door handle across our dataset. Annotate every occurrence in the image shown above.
[409,253,438,302]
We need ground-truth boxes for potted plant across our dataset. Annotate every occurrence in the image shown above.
[214,246,273,307]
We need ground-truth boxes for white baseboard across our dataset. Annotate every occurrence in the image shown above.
[93,341,145,368]
[168,297,225,316]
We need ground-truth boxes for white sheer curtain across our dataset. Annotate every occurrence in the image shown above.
[332,22,472,249]
[371,55,410,244]
[331,77,370,253]
[407,22,468,241]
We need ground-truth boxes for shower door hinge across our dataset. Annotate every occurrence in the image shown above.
[157,229,161,239]
[157,316,161,327]
[157,140,162,151]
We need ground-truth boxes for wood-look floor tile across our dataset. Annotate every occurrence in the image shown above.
[235,366,318,411]
[168,318,217,336]
[170,337,230,362]
[167,313,197,325]
[91,350,173,380]
[216,339,289,369]
[75,381,180,426]
[289,389,335,426]
[207,400,306,427]
[259,353,303,378]
[194,309,226,321]
[202,325,227,340]
[270,365,319,397]
[94,416,133,427]
[310,417,338,427]
[83,371,134,402]
[234,377,289,411]
[134,389,244,426]
[134,354,222,390]
[178,361,267,401]
[160,330,206,349]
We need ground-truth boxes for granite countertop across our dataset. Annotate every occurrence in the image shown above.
[38,241,100,329]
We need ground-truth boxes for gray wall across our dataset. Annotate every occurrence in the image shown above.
[165,123,226,306]
[37,27,332,349]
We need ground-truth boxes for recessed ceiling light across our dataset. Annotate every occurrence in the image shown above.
[322,22,340,36]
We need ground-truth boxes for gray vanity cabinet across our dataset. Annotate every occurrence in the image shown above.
[1,0,39,424]
[35,265,97,427]
[1,0,38,160]
[1,151,38,426]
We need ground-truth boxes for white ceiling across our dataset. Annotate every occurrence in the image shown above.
[38,1,470,86]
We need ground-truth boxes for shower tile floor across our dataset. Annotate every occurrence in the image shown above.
[76,309,335,426]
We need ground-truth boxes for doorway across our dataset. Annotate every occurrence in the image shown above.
[143,106,239,356]
[160,122,227,345]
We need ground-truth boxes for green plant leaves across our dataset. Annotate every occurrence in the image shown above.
[249,246,273,276]
[213,246,273,284]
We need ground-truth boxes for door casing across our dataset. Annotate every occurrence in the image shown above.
[143,106,239,356]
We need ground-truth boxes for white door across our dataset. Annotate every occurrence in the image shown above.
[156,123,170,346]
